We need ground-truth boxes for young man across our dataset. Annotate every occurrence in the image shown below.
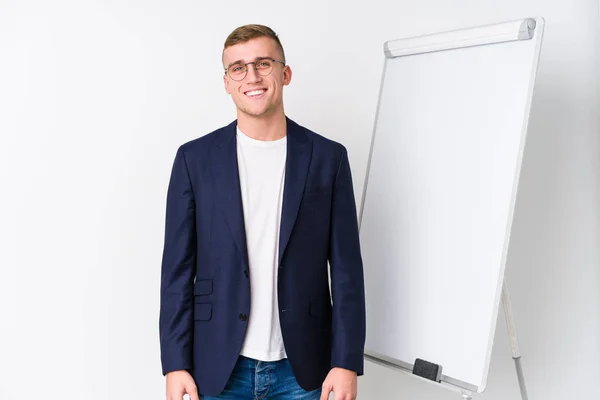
[159,24,366,400]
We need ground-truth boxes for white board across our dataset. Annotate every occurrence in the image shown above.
[359,17,544,393]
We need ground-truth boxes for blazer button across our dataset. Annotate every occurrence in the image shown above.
[239,313,247,321]
[244,270,249,277]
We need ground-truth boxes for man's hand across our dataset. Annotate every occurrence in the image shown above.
[166,370,200,400]
[320,367,357,400]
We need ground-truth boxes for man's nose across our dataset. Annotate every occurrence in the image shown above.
[245,64,262,83]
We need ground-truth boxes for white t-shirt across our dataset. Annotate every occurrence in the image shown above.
[236,127,288,361]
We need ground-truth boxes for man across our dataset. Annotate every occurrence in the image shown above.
[159,24,366,400]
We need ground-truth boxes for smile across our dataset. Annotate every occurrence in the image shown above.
[244,89,267,98]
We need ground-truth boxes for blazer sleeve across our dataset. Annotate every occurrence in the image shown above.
[328,146,366,375]
[159,146,197,375]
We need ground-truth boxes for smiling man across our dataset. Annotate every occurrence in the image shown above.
[159,24,366,400]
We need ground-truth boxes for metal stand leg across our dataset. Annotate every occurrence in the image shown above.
[502,278,529,400]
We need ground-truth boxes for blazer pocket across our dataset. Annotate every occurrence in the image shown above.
[194,279,213,296]
[194,302,212,321]
[309,298,332,318]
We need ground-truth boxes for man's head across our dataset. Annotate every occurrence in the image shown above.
[222,24,292,119]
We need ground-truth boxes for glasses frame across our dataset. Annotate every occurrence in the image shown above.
[225,57,286,81]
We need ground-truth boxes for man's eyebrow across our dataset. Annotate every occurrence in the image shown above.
[226,56,271,69]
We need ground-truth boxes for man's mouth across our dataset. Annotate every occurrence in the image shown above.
[244,89,267,98]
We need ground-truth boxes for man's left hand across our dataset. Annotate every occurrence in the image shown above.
[320,367,357,400]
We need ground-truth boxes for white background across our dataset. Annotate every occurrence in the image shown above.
[1,1,598,399]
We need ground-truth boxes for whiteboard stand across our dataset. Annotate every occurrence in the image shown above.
[502,279,528,400]
[359,16,544,399]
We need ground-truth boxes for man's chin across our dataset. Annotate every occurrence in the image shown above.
[238,106,272,118]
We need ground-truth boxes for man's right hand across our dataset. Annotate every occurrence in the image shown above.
[166,370,200,400]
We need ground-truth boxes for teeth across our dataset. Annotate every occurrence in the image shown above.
[246,89,265,96]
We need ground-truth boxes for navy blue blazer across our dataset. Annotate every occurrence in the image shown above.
[159,117,366,396]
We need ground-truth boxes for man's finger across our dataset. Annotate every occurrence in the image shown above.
[166,391,178,400]
[320,386,330,400]
[186,383,200,400]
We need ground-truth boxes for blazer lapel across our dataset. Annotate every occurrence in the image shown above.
[210,120,249,268]
[278,118,312,266]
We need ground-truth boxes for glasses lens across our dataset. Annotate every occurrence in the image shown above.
[255,59,273,76]
[228,64,246,81]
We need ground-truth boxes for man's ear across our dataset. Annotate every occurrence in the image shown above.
[283,65,292,86]
[224,74,232,94]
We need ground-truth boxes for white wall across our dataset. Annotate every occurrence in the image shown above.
[1,1,598,399]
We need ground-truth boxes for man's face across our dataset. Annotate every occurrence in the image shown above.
[222,37,292,119]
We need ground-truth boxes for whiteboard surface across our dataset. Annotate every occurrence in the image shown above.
[359,18,544,392]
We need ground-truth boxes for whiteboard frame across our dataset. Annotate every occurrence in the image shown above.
[358,16,545,394]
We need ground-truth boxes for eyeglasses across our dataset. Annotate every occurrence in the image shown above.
[225,57,285,81]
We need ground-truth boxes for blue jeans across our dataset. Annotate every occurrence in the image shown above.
[202,355,322,400]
